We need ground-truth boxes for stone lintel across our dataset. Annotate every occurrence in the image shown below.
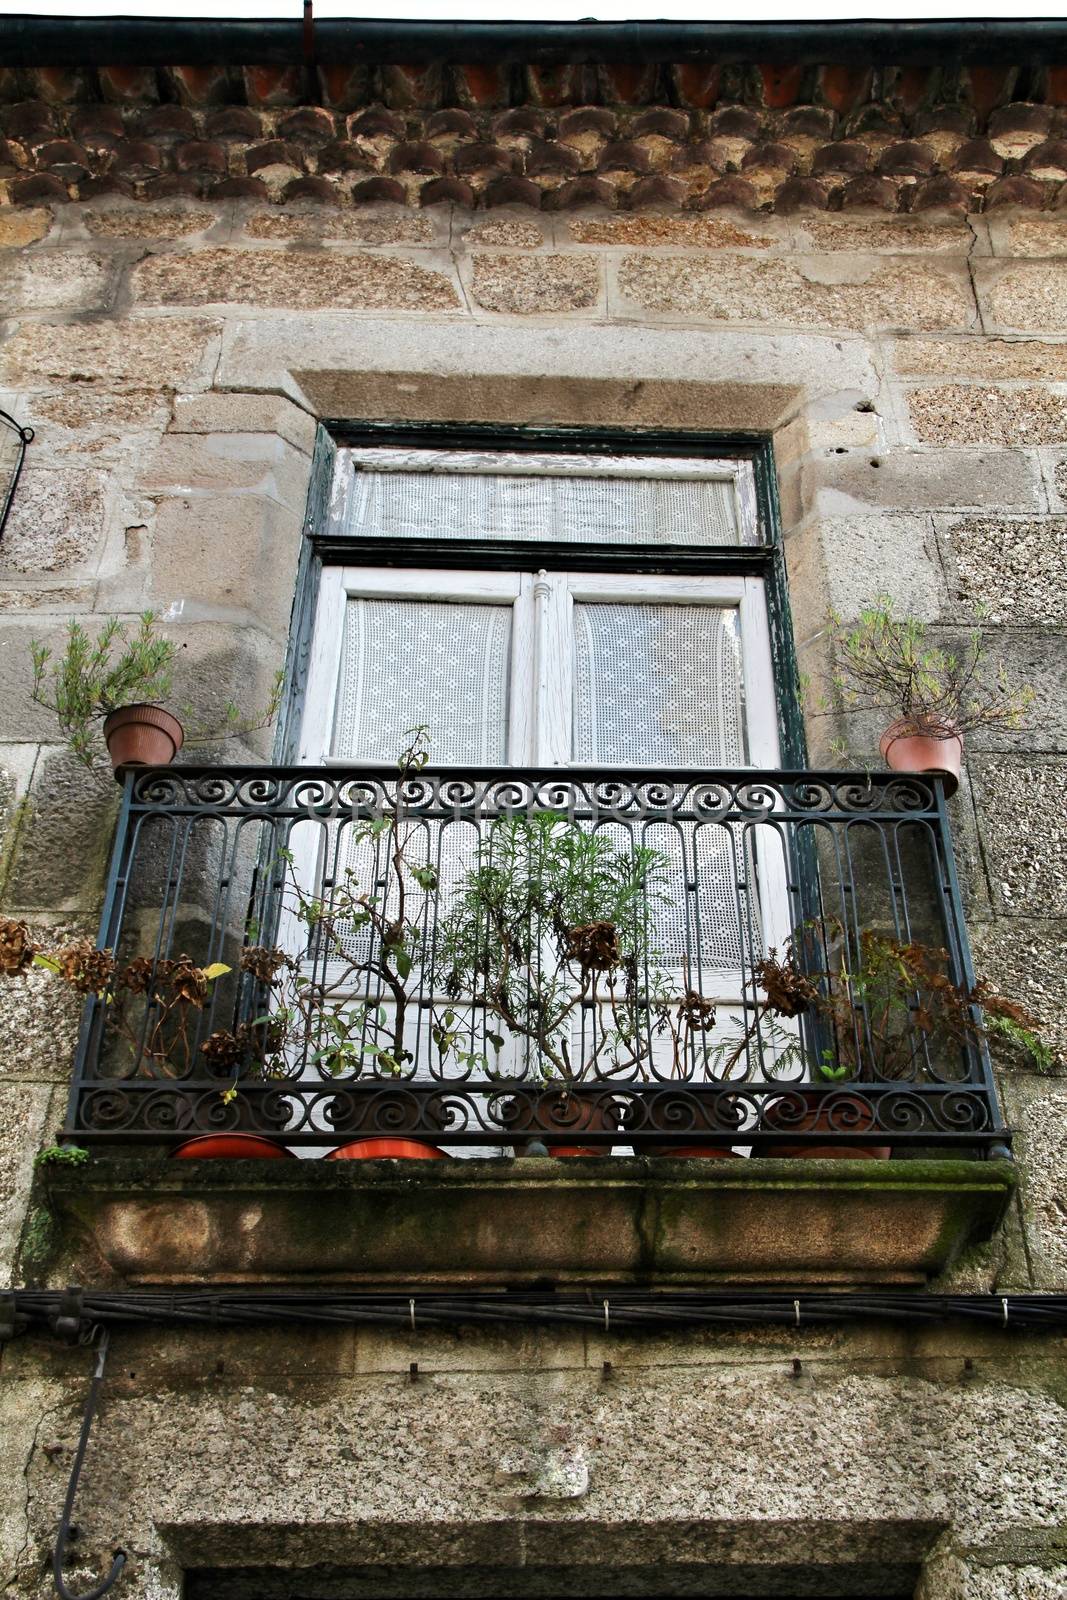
[39,1155,1016,1289]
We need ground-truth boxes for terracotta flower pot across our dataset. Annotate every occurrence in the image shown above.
[501,1088,616,1157]
[325,1138,448,1160]
[879,717,962,797]
[640,1085,744,1159]
[104,704,184,780]
[759,1090,891,1161]
[172,1132,293,1159]
[645,1144,740,1159]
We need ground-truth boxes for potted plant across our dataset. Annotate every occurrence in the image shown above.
[268,725,451,1160]
[0,919,294,1157]
[752,922,1048,1158]
[825,597,1033,794]
[438,811,670,1156]
[31,612,281,782]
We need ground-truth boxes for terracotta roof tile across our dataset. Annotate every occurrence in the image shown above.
[37,138,90,181]
[984,173,1049,209]
[387,140,444,175]
[627,173,687,209]
[598,140,651,174]
[630,108,689,141]
[839,173,898,209]
[246,139,302,176]
[146,174,202,199]
[317,139,374,174]
[281,174,340,204]
[774,174,829,212]
[526,139,582,176]
[910,173,971,212]
[278,107,336,145]
[421,175,476,207]
[69,105,126,146]
[138,105,198,141]
[811,140,870,175]
[1024,138,1067,177]
[351,175,406,205]
[691,174,758,209]
[878,140,937,177]
[174,140,227,176]
[10,170,68,202]
[547,174,615,209]
[205,106,263,141]
[455,142,514,175]
[427,108,478,140]
[212,175,269,199]
[483,173,541,208]
[3,52,1067,218]
[111,139,163,180]
[952,137,1004,177]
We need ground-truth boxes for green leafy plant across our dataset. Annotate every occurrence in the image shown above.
[439,812,669,1082]
[34,1143,89,1168]
[31,612,176,770]
[749,921,1050,1083]
[826,596,1034,740]
[30,612,283,774]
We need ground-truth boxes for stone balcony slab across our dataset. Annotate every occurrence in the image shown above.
[36,1155,1016,1289]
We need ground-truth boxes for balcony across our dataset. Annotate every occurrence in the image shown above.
[65,763,1008,1156]
[43,765,1014,1288]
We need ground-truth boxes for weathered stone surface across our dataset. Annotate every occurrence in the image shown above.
[216,316,874,411]
[0,1082,53,1277]
[1008,1085,1067,1289]
[243,210,435,244]
[616,254,974,330]
[137,432,308,506]
[908,385,1067,446]
[0,467,107,574]
[794,514,945,623]
[469,252,601,314]
[131,247,459,311]
[570,215,775,247]
[809,447,1042,512]
[992,217,1067,257]
[954,630,1067,755]
[0,921,88,1085]
[980,262,1067,331]
[84,206,219,238]
[147,497,303,639]
[971,757,1067,916]
[3,1351,1067,1600]
[4,748,119,912]
[943,516,1067,624]
[30,390,169,435]
[792,218,971,253]
[970,919,1067,1066]
[170,391,316,453]
[0,250,110,313]
[893,338,1067,380]
[0,317,221,389]
[0,207,52,247]
[41,1156,1013,1288]
[163,622,287,761]
[465,217,546,247]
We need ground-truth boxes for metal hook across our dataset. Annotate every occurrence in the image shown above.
[52,1328,127,1600]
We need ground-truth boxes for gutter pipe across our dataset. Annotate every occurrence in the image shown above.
[2,16,1067,68]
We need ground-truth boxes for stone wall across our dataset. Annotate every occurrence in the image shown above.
[0,194,1065,1597]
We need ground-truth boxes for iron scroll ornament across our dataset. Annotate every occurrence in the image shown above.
[0,407,33,545]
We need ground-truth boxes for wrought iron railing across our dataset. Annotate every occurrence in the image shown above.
[64,766,1009,1154]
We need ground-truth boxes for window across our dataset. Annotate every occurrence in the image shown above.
[285,438,794,1112]
[300,443,779,773]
